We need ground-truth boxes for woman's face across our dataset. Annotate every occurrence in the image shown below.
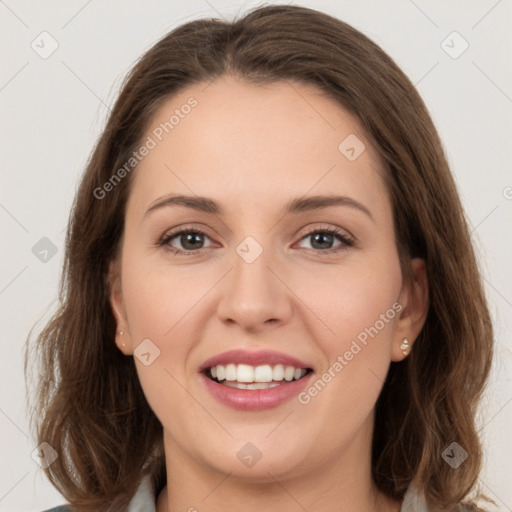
[110,75,426,481]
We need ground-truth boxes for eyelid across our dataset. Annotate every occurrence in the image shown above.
[157,224,216,250]
[295,223,354,242]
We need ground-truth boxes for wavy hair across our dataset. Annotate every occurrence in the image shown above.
[24,4,494,511]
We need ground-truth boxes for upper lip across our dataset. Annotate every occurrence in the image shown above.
[199,349,313,372]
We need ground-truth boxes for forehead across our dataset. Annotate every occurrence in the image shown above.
[127,75,389,219]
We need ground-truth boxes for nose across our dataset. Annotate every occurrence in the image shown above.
[216,241,293,333]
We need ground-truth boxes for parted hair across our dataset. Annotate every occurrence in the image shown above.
[25,4,494,511]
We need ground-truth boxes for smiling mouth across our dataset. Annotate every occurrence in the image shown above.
[204,363,313,390]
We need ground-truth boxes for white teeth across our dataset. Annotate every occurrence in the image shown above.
[237,364,254,382]
[208,363,308,384]
[284,366,295,381]
[272,364,284,381]
[254,365,273,382]
[225,363,237,381]
[222,381,281,390]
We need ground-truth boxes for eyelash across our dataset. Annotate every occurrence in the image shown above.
[157,225,355,257]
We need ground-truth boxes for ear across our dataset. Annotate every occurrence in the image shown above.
[108,259,133,355]
[391,258,429,362]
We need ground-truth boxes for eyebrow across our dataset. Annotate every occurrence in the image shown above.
[144,193,374,221]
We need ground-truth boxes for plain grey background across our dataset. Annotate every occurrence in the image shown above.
[1,1,511,510]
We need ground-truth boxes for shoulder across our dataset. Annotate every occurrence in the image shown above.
[451,505,488,511]
[401,484,489,512]
[38,474,156,512]
[40,506,74,512]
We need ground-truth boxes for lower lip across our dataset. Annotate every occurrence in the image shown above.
[200,372,314,411]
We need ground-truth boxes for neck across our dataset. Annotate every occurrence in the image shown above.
[156,474,401,512]
[155,425,403,512]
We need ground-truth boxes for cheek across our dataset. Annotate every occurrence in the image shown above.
[120,246,209,339]
[292,258,400,406]
[293,258,401,431]
[290,256,401,352]
[120,251,205,427]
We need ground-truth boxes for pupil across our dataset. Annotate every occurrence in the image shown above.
[312,233,333,249]
[182,233,203,250]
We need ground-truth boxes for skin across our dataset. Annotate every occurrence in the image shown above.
[109,75,429,512]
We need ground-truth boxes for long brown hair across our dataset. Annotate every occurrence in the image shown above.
[24,5,494,511]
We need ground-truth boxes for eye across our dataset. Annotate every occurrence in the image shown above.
[296,226,355,254]
[158,228,214,255]
[157,225,355,256]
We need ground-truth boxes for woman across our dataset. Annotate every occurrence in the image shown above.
[26,4,494,511]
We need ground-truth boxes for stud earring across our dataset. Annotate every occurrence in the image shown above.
[119,331,125,347]
[400,337,410,356]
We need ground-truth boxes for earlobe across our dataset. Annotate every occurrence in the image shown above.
[108,260,133,355]
[391,258,429,362]
[399,337,411,357]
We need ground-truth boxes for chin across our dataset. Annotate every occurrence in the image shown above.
[193,435,311,481]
